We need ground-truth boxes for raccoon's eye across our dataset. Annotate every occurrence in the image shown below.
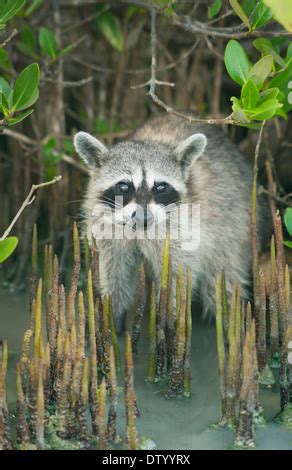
[155,182,168,193]
[117,181,130,193]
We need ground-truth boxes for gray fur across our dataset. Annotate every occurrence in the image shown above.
[74,115,271,332]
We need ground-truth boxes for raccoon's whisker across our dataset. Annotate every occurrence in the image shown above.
[65,199,83,205]
[99,196,124,208]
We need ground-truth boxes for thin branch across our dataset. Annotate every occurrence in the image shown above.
[132,9,234,126]
[0,176,62,242]
[259,187,292,206]
[0,28,17,47]
[2,129,90,174]
[42,76,93,88]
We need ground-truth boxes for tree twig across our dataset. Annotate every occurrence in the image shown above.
[0,28,17,47]
[132,9,234,126]
[0,176,62,242]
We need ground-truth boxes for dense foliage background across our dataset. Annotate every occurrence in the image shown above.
[0,0,291,287]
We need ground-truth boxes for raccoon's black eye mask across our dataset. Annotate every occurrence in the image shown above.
[152,182,180,206]
[100,180,135,208]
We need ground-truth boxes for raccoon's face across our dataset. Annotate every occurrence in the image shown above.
[74,131,207,233]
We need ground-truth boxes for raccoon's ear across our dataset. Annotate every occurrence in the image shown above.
[74,131,108,168]
[175,133,207,174]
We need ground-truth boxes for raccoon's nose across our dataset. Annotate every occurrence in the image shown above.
[131,209,154,229]
[144,210,154,229]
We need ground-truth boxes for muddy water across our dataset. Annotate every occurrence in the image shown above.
[1,288,292,450]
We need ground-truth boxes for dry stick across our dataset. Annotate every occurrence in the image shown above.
[92,240,100,299]
[131,265,146,356]
[102,295,111,375]
[275,214,289,410]
[20,329,33,397]
[0,176,62,242]
[78,357,90,445]
[235,321,257,448]
[78,292,86,359]
[166,257,174,373]
[95,298,104,369]
[107,346,118,443]
[68,222,81,334]
[221,271,229,342]
[28,358,38,443]
[167,266,186,398]
[251,123,265,330]
[56,335,71,438]
[84,236,90,276]
[109,296,121,371]
[215,273,227,425]
[284,266,292,401]
[34,279,43,361]
[30,224,38,307]
[15,363,29,448]
[183,268,192,397]
[36,367,45,449]
[226,286,237,428]
[49,256,59,400]
[55,284,66,404]
[156,236,169,379]
[87,270,99,435]
[70,343,83,437]
[257,268,267,372]
[0,340,11,450]
[147,282,157,381]
[270,236,279,359]
[234,285,242,400]
[98,378,107,450]
[125,333,137,450]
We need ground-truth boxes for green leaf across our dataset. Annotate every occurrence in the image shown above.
[275,107,287,119]
[16,25,38,59]
[284,208,292,236]
[269,59,292,112]
[8,107,34,125]
[260,87,279,102]
[232,108,250,124]
[39,27,57,59]
[208,0,222,19]
[250,1,272,30]
[0,237,18,263]
[96,11,124,52]
[286,42,292,61]
[247,55,273,89]
[263,0,292,32]
[0,0,25,23]
[284,241,292,249]
[229,0,251,31]
[0,47,11,68]
[262,45,286,69]
[224,39,250,86]
[253,38,272,52]
[0,76,11,98]
[25,0,43,16]
[0,91,9,112]
[248,98,282,120]
[241,79,260,108]
[57,44,75,59]
[12,63,40,111]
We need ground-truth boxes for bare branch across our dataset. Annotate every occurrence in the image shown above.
[0,176,62,242]
[0,28,17,47]
[132,9,234,126]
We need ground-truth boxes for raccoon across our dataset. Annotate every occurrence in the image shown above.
[74,115,271,332]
